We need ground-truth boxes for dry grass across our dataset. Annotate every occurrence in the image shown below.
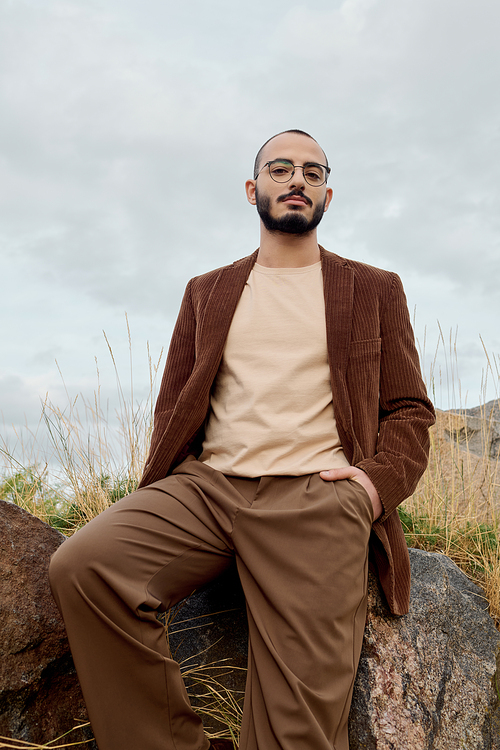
[0,726,93,749]
[401,327,500,623]
[410,408,500,521]
[1,321,163,533]
[400,406,500,625]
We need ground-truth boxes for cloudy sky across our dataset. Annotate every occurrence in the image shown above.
[1,0,499,466]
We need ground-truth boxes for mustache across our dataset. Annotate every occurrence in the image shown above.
[277,189,313,207]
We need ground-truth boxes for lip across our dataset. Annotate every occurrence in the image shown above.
[278,190,312,207]
[282,197,309,206]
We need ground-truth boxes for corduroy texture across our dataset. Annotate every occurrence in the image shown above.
[139,247,435,615]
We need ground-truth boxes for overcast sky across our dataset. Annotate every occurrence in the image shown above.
[1,0,499,467]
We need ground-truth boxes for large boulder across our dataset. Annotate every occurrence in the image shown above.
[349,549,500,749]
[170,549,500,749]
[0,500,95,747]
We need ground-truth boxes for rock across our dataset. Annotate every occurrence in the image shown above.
[442,400,500,460]
[0,499,96,748]
[168,549,500,749]
[349,548,500,749]
[464,400,500,423]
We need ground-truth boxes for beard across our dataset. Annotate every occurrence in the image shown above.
[255,186,326,235]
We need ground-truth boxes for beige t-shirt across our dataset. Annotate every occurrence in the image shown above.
[199,261,349,476]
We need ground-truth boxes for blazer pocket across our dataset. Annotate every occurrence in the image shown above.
[348,339,382,378]
[349,338,382,356]
[348,338,381,368]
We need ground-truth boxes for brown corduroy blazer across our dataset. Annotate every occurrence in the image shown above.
[139,247,435,615]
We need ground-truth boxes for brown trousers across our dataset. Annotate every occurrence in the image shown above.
[49,457,373,750]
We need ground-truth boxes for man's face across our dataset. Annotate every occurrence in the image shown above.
[246,133,333,235]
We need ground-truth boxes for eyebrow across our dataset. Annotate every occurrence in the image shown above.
[271,158,325,167]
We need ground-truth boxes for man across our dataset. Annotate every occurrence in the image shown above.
[50,129,435,750]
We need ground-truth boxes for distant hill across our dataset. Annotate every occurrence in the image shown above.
[461,399,500,422]
[437,399,500,461]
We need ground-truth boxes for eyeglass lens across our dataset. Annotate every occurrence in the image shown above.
[268,160,327,186]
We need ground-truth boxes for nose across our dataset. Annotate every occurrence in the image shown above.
[289,166,306,190]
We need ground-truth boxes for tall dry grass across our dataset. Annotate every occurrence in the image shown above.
[1,321,163,532]
[402,325,500,622]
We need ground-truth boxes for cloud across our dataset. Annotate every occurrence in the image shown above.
[0,0,498,416]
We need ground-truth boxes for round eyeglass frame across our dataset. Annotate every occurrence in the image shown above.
[256,159,331,187]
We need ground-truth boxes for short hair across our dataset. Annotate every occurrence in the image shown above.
[253,129,328,179]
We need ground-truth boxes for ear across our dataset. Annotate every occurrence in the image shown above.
[245,179,257,205]
[323,187,334,213]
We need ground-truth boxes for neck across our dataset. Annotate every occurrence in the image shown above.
[256,227,321,268]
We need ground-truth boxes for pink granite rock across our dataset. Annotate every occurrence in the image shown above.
[0,499,95,747]
[349,549,500,749]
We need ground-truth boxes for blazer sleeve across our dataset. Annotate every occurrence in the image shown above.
[142,279,197,471]
[356,273,435,519]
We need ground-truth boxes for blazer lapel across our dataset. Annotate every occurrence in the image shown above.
[320,247,354,445]
[196,250,258,380]
[320,247,353,378]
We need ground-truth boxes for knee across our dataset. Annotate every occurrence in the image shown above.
[49,530,95,604]
[49,539,74,601]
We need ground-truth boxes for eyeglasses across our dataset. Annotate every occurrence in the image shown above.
[256,159,331,187]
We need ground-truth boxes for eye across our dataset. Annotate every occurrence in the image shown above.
[270,164,292,176]
[305,169,322,183]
